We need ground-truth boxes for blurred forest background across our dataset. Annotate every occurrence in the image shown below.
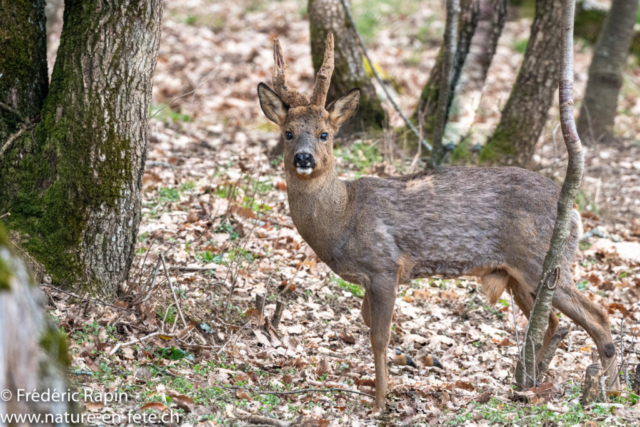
[1,0,640,425]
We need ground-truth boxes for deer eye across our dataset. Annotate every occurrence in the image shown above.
[285,131,293,140]
[320,132,328,141]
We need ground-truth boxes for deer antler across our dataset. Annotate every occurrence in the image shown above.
[310,33,334,107]
[272,39,309,107]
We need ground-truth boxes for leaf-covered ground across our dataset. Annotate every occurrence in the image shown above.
[44,0,640,425]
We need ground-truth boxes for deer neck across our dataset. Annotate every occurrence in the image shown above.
[285,168,349,259]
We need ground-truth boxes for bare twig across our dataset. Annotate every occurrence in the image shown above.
[41,283,135,313]
[510,289,521,355]
[0,122,36,157]
[140,258,162,303]
[0,212,9,220]
[537,325,569,378]
[109,331,165,356]
[160,254,187,328]
[0,101,25,121]
[338,0,431,152]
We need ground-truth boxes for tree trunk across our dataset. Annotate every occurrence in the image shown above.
[413,0,480,139]
[480,0,562,167]
[431,0,461,167]
[515,0,584,389]
[445,0,507,161]
[0,0,49,141]
[309,0,385,132]
[0,227,75,424]
[0,0,163,294]
[576,0,640,144]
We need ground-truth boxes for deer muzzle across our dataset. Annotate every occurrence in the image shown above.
[293,152,316,175]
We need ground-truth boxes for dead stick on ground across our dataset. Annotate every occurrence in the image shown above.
[255,293,266,318]
[338,0,431,152]
[271,299,285,329]
[161,254,187,328]
[581,363,602,405]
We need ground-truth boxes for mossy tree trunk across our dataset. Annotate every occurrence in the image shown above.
[413,0,479,140]
[480,0,562,167]
[0,226,75,423]
[0,0,49,141]
[445,0,507,157]
[309,0,385,133]
[0,0,163,294]
[576,0,640,144]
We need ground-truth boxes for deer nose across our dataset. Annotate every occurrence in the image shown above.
[293,153,315,169]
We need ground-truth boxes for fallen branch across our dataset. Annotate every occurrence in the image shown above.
[338,0,432,152]
[168,265,217,271]
[247,387,373,399]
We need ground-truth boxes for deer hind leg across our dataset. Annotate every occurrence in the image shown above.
[361,291,371,328]
[507,277,559,361]
[552,282,618,387]
[367,280,396,412]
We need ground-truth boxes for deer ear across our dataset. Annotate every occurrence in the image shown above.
[327,88,361,128]
[258,83,288,125]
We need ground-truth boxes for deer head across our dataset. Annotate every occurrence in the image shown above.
[257,34,361,181]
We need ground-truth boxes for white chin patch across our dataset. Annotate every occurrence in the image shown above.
[296,167,313,176]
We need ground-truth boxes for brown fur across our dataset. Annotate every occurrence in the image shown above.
[256,38,617,412]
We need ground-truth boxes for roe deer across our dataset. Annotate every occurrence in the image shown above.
[257,34,617,412]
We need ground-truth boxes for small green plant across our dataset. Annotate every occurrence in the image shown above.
[514,38,528,54]
[330,274,365,298]
[149,104,191,124]
[335,141,382,172]
[158,187,180,203]
[156,306,177,325]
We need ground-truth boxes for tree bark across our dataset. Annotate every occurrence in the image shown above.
[481,0,562,167]
[0,0,163,294]
[413,0,480,140]
[0,227,75,424]
[309,0,385,132]
[445,0,508,160]
[576,0,640,144]
[515,0,584,389]
[0,0,49,141]
[431,0,460,167]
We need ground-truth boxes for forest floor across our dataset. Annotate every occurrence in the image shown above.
[44,0,640,425]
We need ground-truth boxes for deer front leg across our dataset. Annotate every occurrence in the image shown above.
[361,291,371,327]
[367,281,396,413]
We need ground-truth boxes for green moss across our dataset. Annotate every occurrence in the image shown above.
[449,138,474,164]
[40,327,71,367]
[574,8,606,44]
[479,126,517,164]
[0,0,140,290]
[0,0,48,138]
